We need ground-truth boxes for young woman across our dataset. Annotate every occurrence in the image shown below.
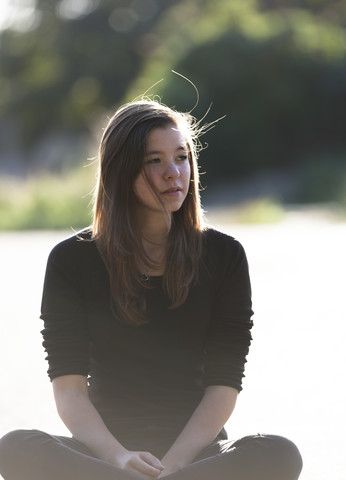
[0,100,302,480]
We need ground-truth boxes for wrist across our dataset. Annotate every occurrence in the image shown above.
[161,454,188,472]
[95,439,128,464]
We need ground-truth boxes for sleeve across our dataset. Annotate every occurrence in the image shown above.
[204,236,254,392]
[40,241,90,381]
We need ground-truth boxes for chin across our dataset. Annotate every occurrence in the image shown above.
[167,202,185,213]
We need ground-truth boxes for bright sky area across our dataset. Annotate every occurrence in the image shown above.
[0,0,37,32]
[0,0,97,31]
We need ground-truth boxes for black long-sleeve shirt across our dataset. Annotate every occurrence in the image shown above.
[40,228,253,451]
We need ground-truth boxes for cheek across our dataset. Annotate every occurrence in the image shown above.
[133,174,147,199]
[133,173,155,201]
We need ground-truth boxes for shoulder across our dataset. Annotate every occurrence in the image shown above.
[202,227,245,255]
[201,227,248,274]
[48,228,96,266]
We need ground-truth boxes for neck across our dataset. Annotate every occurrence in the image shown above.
[137,211,171,275]
[138,210,171,244]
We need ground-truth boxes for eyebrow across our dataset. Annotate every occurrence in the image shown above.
[145,146,188,156]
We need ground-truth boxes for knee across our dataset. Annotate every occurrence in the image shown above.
[0,430,25,476]
[0,429,42,470]
[232,433,303,479]
[261,434,303,479]
[0,430,27,456]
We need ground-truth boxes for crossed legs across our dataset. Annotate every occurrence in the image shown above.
[0,429,302,480]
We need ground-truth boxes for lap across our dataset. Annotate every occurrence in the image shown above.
[0,430,302,480]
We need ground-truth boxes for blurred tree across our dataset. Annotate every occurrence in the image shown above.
[0,0,180,170]
[259,0,346,23]
[162,30,346,181]
[1,0,346,206]
[127,0,346,197]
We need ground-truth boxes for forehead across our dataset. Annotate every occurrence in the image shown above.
[146,125,188,151]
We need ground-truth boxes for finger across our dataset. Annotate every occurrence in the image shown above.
[130,457,163,477]
[126,464,158,480]
[139,452,164,470]
[128,463,161,479]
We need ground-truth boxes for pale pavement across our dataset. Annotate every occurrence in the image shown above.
[1,214,345,479]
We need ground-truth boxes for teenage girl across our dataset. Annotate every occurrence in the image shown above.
[0,100,302,480]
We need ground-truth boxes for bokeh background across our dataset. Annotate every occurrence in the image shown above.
[1,0,346,227]
[1,1,346,479]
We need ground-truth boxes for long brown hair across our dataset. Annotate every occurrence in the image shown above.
[92,100,205,326]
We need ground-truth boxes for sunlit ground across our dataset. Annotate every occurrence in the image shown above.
[1,209,345,480]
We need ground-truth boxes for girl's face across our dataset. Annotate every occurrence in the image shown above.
[133,125,191,217]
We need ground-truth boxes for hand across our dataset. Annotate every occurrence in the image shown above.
[114,450,164,479]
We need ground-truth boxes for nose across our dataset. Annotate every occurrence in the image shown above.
[164,160,180,179]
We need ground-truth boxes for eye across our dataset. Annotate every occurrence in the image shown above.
[145,157,161,165]
[177,154,188,161]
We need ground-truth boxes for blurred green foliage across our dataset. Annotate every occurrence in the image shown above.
[0,0,346,229]
[0,166,95,230]
[293,155,346,205]
[0,0,179,154]
[235,197,285,224]
[128,0,346,187]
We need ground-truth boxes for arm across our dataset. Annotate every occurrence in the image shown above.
[159,385,238,477]
[53,375,164,479]
[42,242,162,478]
[159,237,251,476]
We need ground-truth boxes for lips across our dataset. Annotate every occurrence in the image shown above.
[162,186,182,194]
